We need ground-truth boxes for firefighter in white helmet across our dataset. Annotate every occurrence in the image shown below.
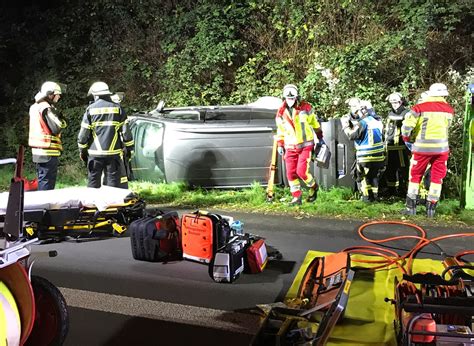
[275,84,323,205]
[28,81,67,190]
[382,92,410,197]
[401,83,454,217]
[341,97,385,202]
[77,82,134,188]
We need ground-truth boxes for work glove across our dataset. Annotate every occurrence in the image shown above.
[277,146,285,156]
[79,149,88,163]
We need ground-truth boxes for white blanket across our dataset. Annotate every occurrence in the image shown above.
[0,186,135,214]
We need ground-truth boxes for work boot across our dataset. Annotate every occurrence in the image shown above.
[360,195,371,203]
[426,201,437,218]
[401,197,417,215]
[306,185,319,202]
[289,196,302,206]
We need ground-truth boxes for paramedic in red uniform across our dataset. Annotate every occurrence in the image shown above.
[275,84,323,205]
[77,81,134,188]
[401,83,454,218]
[28,81,67,190]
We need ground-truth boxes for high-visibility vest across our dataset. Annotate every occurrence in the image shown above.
[401,97,454,154]
[355,116,385,163]
[275,101,321,149]
[28,101,63,156]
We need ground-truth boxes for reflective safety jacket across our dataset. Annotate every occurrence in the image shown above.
[343,114,385,163]
[77,98,134,157]
[275,100,322,150]
[28,101,66,157]
[401,96,454,155]
[385,106,409,150]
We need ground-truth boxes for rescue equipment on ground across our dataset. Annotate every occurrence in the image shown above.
[0,146,69,345]
[351,221,474,345]
[245,238,268,274]
[130,210,181,262]
[209,237,246,283]
[131,209,282,284]
[253,252,354,345]
[181,211,231,264]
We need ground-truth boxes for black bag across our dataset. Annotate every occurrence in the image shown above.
[130,211,181,262]
[208,238,246,283]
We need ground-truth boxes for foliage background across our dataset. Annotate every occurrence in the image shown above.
[0,0,472,198]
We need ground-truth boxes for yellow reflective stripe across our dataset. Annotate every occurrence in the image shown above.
[89,107,120,115]
[123,140,134,146]
[120,176,128,183]
[91,121,122,127]
[356,146,385,154]
[32,148,61,156]
[78,143,88,149]
[81,122,93,129]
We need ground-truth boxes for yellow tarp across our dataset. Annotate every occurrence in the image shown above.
[285,251,452,346]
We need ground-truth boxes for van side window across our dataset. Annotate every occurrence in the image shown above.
[205,110,250,122]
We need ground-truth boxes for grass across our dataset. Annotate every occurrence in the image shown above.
[1,165,473,228]
[128,181,474,228]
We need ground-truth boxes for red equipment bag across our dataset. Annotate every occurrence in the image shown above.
[246,238,268,273]
[181,211,230,264]
[130,210,181,262]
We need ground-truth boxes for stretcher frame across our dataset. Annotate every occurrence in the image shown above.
[22,197,145,241]
[0,187,145,241]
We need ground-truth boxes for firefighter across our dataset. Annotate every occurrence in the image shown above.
[28,81,67,190]
[401,83,454,217]
[275,84,323,205]
[78,82,134,188]
[384,92,410,197]
[341,98,385,202]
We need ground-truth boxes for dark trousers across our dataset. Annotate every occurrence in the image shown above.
[355,161,385,198]
[36,156,59,190]
[385,147,410,195]
[87,156,122,188]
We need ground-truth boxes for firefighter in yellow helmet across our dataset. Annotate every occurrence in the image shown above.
[275,84,323,205]
[77,82,134,188]
[28,81,67,190]
[401,83,454,217]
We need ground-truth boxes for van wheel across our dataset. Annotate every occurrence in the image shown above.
[25,275,69,346]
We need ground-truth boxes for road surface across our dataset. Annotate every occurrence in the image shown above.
[30,211,473,345]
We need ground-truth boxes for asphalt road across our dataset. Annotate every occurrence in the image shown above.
[30,211,473,346]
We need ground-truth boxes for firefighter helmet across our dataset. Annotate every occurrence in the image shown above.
[345,97,362,114]
[40,81,62,96]
[282,84,298,98]
[386,92,402,104]
[428,83,449,97]
[88,81,112,96]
